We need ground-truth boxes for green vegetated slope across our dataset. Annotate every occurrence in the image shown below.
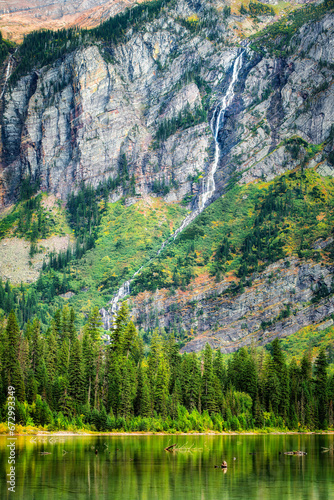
[132,167,334,294]
[0,187,186,327]
[54,197,187,320]
[0,193,70,245]
[250,0,334,57]
[280,322,334,367]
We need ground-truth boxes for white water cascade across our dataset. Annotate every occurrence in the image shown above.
[100,49,246,328]
[200,50,244,210]
[0,51,16,100]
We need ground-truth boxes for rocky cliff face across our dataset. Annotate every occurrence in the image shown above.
[128,255,334,353]
[101,7,334,351]
[0,0,143,42]
[1,4,333,212]
[1,2,220,206]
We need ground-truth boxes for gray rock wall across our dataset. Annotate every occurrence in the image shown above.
[129,257,334,353]
[2,10,334,210]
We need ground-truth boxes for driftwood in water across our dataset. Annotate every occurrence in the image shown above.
[284,451,307,456]
[214,461,228,469]
[39,452,51,455]
[164,444,177,451]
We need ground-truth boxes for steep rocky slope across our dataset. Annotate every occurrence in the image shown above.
[129,257,334,353]
[0,1,221,206]
[2,0,324,209]
[0,0,143,42]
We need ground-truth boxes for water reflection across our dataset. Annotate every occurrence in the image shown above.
[0,435,333,500]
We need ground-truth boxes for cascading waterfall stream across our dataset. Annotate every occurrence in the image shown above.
[200,50,244,210]
[101,49,246,329]
[0,50,16,100]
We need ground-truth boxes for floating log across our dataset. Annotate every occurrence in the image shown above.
[164,444,177,451]
[39,452,51,455]
[284,451,307,456]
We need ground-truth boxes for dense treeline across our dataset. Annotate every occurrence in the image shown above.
[0,31,13,67]
[0,304,333,432]
[240,2,275,17]
[0,279,51,328]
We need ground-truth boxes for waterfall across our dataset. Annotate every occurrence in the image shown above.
[110,280,130,314]
[199,50,244,210]
[0,50,16,100]
[100,49,246,328]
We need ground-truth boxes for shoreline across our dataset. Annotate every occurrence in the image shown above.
[2,430,334,437]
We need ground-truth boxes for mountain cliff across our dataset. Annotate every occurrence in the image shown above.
[0,0,143,42]
[1,0,334,353]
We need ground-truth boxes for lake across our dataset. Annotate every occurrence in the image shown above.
[1,434,333,499]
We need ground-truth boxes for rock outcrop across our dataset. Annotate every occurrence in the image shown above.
[0,10,218,206]
[1,6,334,212]
[0,0,144,42]
[128,257,334,353]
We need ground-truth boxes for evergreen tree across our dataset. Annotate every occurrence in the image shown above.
[148,329,163,381]
[68,307,76,344]
[4,311,25,401]
[29,318,41,375]
[68,337,85,408]
[119,357,135,419]
[84,306,103,343]
[82,329,96,407]
[154,354,169,417]
[53,309,62,343]
[110,302,129,352]
[201,344,218,414]
[315,349,328,428]
[213,349,226,389]
[57,339,69,379]
[141,372,152,418]
[121,320,137,358]
[181,354,197,411]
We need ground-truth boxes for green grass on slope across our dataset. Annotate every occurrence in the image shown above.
[131,168,334,294]
[0,193,186,328]
[44,198,187,322]
[250,0,334,57]
[279,321,334,372]
[0,193,70,243]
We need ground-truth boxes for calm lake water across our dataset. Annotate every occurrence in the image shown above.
[0,434,333,500]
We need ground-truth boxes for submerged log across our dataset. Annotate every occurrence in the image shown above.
[215,461,228,468]
[164,444,177,451]
[284,451,307,456]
